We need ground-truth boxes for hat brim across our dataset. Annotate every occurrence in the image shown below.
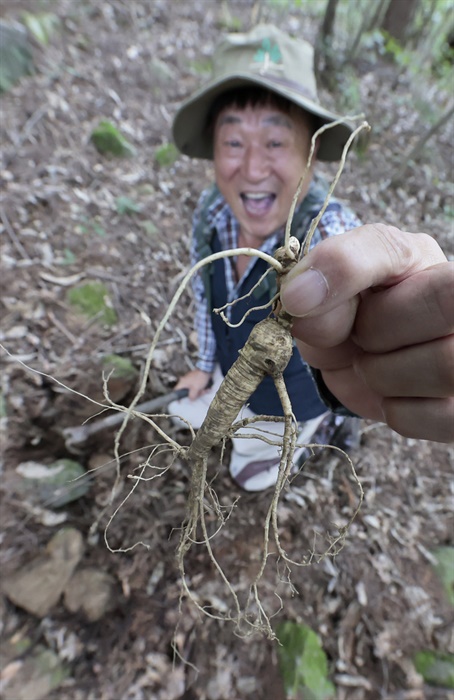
[172,73,353,162]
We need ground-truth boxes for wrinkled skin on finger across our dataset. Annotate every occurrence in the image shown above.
[280,225,454,443]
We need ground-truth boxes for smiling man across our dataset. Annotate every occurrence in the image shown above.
[168,25,363,492]
[213,105,314,246]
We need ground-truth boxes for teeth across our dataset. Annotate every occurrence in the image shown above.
[244,192,269,199]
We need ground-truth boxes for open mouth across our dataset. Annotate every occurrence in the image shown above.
[241,192,276,217]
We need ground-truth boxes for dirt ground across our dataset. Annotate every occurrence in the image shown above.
[1,2,453,699]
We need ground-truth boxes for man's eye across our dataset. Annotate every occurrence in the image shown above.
[224,139,241,148]
[269,140,283,148]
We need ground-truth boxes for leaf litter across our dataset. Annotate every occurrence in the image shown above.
[0,2,453,699]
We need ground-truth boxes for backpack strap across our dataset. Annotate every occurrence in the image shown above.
[193,184,222,309]
[193,176,331,303]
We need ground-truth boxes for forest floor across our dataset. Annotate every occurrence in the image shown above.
[1,2,453,699]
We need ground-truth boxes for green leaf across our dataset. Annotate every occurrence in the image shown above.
[115,196,142,215]
[414,650,454,688]
[102,354,137,380]
[67,282,117,326]
[0,391,6,418]
[433,547,454,607]
[154,142,179,167]
[276,622,335,700]
[21,12,59,46]
[77,216,106,237]
[189,58,212,76]
[218,3,242,31]
[140,220,158,237]
[90,120,136,157]
[60,248,76,265]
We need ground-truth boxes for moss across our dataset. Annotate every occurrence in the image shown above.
[154,142,179,167]
[102,354,138,380]
[91,120,136,157]
[67,282,117,326]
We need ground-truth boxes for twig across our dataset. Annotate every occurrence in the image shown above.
[284,114,366,252]
[391,102,454,185]
[0,208,31,261]
[303,120,371,256]
[46,310,80,345]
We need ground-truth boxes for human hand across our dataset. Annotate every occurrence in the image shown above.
[280,224,454,443]
[175,368,213,400]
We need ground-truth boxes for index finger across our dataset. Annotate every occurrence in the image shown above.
[281,224,447,319]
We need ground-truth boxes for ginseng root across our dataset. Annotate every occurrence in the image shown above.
[175,237,363,636]
[112,121,369,636]
[174,240,296,630]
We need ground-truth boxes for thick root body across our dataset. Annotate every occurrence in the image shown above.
[186,317,293,464]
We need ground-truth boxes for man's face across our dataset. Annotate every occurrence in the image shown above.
[213,103,314,247]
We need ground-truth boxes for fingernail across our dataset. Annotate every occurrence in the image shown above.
[281,268,328,316]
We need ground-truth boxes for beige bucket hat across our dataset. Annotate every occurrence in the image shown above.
[172,24,352,162]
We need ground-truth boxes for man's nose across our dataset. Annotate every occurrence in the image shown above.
[242,144,269,181]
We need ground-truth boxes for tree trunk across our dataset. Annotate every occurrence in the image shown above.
[348,0,388,60]
[315,0,340,86]
[320,0,339,42]
[391,103,454,184]
[381,0,420,43]
[368,0,391,32]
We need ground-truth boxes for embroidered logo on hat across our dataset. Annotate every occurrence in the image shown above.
[253,38,282,65]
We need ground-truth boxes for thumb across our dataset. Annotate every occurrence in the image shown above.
[281,224,446,318]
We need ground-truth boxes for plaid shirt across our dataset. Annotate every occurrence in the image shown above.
[191,179,361,373]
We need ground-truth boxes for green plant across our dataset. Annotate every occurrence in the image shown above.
[115,196,142,215]
[67,282,117,326]
[102,354,137,380]
[218,2,242,31]
[21,11,60,45]
[140,221,159,237]
[276,621,335,699]
[189,58,212,76]
[154,142,179,167]
[414,650,454,688]
[77,216,106,237]
[60,248,76,265]
[433,546,454,606]
[90,121,136,157]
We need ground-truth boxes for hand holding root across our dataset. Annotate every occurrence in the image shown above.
[281,225,454,443]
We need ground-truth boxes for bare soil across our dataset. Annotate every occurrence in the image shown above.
[1,2,453,699]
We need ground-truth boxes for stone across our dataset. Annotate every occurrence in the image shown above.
[0,645,69,700]
[64,568,116,622]
[2,528,84,617]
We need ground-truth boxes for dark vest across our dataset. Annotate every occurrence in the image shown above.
[194,177,343,420]
[209,232,327,420]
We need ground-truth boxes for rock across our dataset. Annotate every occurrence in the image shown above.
[2,528,84,617]
[64,568,117,622]
[15,458,89,508]
[0,644,69,700]
[0,20,34,94]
